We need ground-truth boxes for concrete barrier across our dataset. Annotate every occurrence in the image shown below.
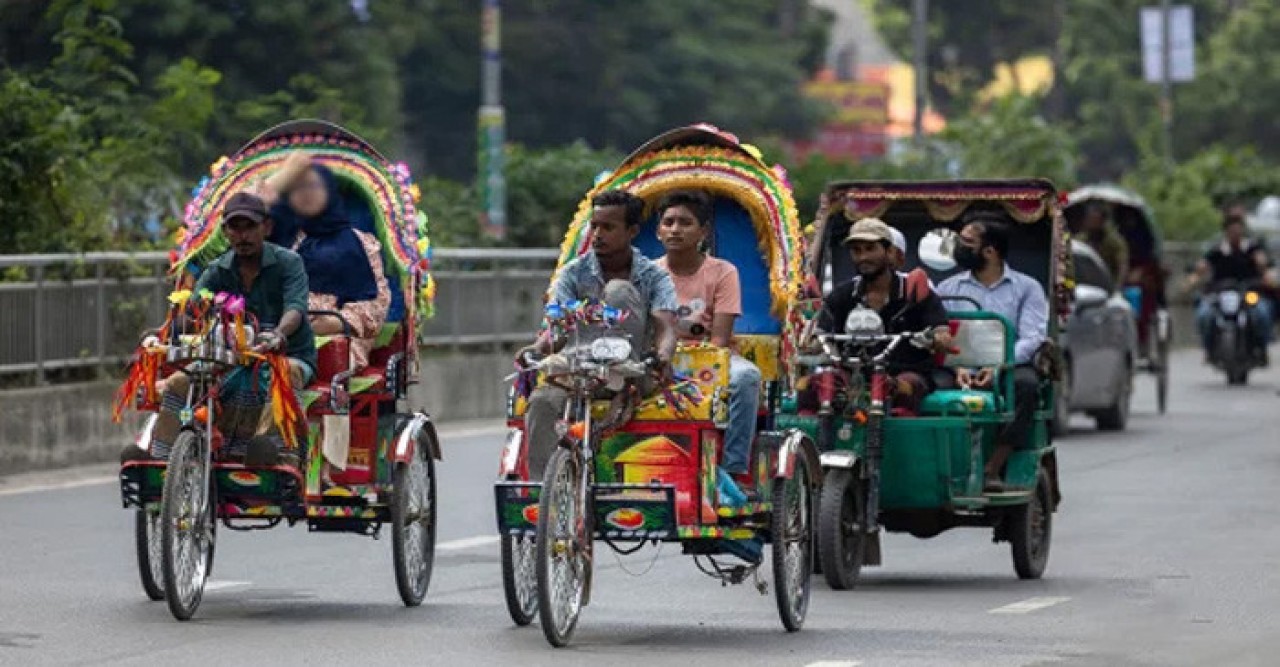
[0,351,515,476]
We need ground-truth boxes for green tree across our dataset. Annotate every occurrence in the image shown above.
[939,94,1078,187]
[503,141,621,248]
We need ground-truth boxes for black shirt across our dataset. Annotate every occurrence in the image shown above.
[1204,240,1265,283]
[818,273,950,372]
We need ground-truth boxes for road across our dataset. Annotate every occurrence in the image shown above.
[2,349,1279,666]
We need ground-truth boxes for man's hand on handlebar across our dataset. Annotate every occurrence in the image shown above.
[514,343,544,369]
[643,352,673,385]
[252,330,286,354]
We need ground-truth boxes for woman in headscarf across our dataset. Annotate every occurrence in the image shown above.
[258,153,392,372]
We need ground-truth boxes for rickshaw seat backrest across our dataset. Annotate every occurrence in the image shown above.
[944,313,1013,368]
[634,199,781,335]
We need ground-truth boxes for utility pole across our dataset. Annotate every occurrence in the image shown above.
[912,0,928,142]
[1160,0,1174,169]
[478,0,507,239]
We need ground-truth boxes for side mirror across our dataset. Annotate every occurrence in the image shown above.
[1074,284,1109,309]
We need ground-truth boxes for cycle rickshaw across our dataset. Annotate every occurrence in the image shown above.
[115,120,441,620]
[1065,184,1170,413]
[796,179,1067,589]
[493,124,819,646]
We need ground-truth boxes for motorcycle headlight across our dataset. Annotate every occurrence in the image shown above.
[1245,291,1260,306]
[1219,291,1242,315]
[844,307,884,336]
[589,336,632,362]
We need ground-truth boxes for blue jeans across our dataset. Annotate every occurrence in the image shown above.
[721,354,762,474]
[1196,298,1274,351]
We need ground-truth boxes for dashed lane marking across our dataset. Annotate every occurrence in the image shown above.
[988,596,1072,614]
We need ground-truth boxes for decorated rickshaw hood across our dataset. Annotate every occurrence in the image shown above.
[172,119,435,321]
[555,123,804,322]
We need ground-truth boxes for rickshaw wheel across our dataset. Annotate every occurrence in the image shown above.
[818,468,865,590]
[536,447,588,647]
[392,442,437,607]
[160,430,213,621]
[1009,468,1053,580]
[1152,322,1170,414]
[772,447,814,631]
[134,508,165,601]
[500,504,538,625]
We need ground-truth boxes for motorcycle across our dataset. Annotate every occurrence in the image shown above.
[1203,279,1267,385]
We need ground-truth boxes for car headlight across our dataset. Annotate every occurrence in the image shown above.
[589,336,632,362]
[844,307,884,336]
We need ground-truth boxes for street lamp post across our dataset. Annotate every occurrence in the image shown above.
[478,0,507,239]
[911,0,928,143]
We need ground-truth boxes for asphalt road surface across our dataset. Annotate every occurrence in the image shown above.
[2,348,1279,667]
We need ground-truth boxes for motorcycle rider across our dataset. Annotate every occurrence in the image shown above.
[1185,205,1275,366]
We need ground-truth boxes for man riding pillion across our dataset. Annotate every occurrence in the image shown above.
[935,215,1049,492]
[653,190,760,508]
[516,189,679,482]
[1185,205,1275,366]
[124,192,317,465]
[815,218,954,412]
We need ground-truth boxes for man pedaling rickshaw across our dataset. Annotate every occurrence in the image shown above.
[120,192,317,467]
[811,218,955,412]
[515,189,679,482]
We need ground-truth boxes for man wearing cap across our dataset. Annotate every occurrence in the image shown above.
[128,192,316,465]
[815,218,953,412]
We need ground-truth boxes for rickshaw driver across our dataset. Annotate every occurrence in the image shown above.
[1076,201,1130,286]
[935,215,1048,491]
[127,192,317,465]
[515,189,680,481]
[653,190,760,506]
[815,218,954,413]
[1185,205,1275,366]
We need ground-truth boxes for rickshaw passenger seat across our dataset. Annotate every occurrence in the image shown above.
[312,336,351,384]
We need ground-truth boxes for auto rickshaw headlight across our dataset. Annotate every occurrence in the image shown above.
[1245,291,1260,306]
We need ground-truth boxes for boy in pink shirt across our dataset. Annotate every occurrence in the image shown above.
[654,191,762,512]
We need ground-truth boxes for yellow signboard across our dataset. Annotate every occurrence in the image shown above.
[803,80,890,126]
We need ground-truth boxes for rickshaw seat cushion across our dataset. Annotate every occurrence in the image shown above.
[368,323,403,368]
[313,336,350,383]
[943,317,1009,368]
[734,335,781,381]
[919,389,997,416]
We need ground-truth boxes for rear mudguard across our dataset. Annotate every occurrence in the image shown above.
[773,428,821,484]
[393,412,442,465]
[497,427,526,479]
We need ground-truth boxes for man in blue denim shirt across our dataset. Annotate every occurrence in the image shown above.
[517,190,679,481]
[936,215,1048,491]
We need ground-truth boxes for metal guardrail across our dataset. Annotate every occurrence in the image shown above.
[0,249,560,382]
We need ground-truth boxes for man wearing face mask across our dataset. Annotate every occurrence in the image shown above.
[816,218,954,412]
[936,215,1048,491]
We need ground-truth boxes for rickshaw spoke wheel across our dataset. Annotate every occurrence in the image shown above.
[772,443,813,632]
[135,507,166,601]
[393,438,437,607]
[818,468,865,590]
[501,529,539,626]
[160,431,212,621]
[536,447,586,647]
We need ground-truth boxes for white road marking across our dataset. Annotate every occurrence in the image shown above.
[805,661,862,667]
[0,475,117,497]
[988,596,1072,614]
[437,535,499,551]
[204,580,252,592]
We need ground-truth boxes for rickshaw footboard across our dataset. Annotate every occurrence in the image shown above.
[494,481,680,541]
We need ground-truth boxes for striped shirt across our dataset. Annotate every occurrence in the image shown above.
[935,265,1048,364]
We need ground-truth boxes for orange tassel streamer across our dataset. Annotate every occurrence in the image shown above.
[112,348,161,422]
[266,353,305,448]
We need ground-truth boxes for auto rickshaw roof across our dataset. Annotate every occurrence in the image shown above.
[827,179,1061,225]
[236,119,388,162]
[1065,184,1152,216]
